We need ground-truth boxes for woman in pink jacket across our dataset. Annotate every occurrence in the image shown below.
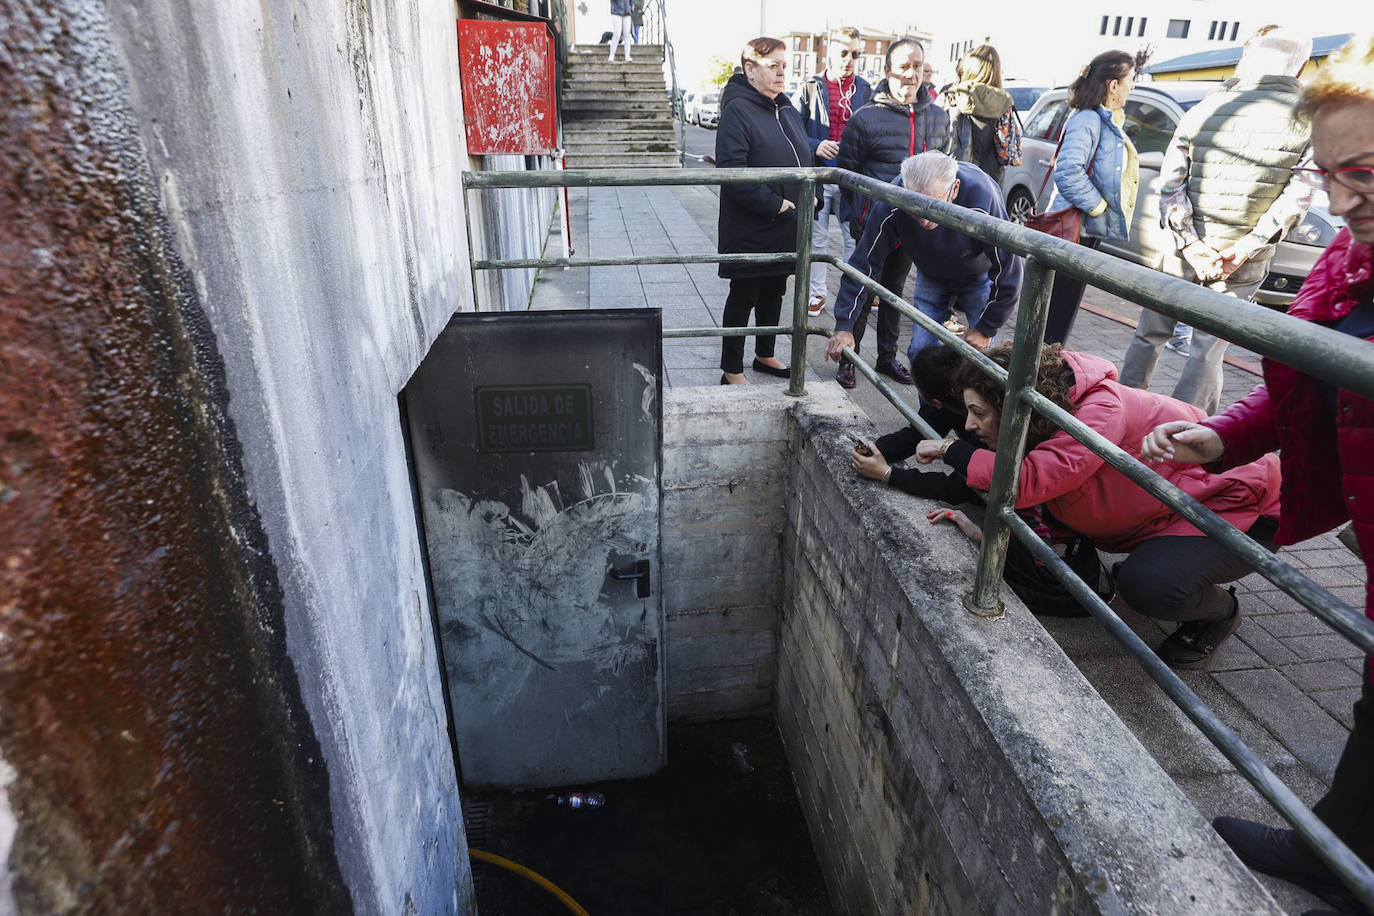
[906,344,1280,668]
[1140,33,1374,909]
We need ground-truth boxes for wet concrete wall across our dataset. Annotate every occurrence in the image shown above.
[661,388,790,721]
[775,389,1283,914]
[2,1,472,911]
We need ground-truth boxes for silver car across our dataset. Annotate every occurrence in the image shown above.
[1000,82,1343,307]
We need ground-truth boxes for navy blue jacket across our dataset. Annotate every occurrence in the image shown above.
[793,72,872,163]
[835,162,1024,337]
[836,86,950,233]
[714,73,811,278]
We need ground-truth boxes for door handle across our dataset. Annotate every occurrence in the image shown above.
[612,558,652,598]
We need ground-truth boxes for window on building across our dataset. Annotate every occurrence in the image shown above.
[1230,21,1240,41]
[1167,19,1190,39]
[1113,16,1122,36]
[1207,21,1216,40]
[1099,15,1108,35]
[794,54,802,70]
[1125,16,1134,34]
[1138,17,1147,36]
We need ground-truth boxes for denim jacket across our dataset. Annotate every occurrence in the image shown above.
[1051,107,1133,241]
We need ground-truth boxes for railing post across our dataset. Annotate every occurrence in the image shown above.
[788,178,816,397]
[965,256,1055,617]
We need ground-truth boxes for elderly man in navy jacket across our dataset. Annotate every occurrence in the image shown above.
[825,151,1023,369]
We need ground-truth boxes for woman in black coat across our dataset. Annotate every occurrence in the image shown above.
[714,37,811,385]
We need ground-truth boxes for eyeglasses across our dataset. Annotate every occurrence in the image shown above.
[1292,163,1374,194]
[748,60,787,74]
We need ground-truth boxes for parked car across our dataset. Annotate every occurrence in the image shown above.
[1000,82,1342,307]
[1005,85,1048,118]
[683,91,697,124]
[694,91,721,129]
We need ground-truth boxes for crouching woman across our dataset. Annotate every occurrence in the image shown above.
[915,344,1279,668]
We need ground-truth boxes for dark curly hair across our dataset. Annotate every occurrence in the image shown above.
[952,343,1078,447]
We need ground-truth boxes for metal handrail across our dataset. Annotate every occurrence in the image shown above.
[462,165,1374,907]
[639,0,686,167]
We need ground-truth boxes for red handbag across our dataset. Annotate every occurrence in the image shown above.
[1024,133,1092,244]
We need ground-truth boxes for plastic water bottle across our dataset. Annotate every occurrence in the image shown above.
[548,791,605,810]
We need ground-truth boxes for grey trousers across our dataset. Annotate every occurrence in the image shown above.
[1119,254,1269,415]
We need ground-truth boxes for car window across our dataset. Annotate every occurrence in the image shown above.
[704,94,719,104]
[1025,100,1066,141]
[1122,99,1177,156]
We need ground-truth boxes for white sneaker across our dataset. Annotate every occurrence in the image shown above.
[807,294,826,317]
[1165,336,1192,357]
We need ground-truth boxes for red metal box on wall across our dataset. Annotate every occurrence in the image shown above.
[457,20,558,155]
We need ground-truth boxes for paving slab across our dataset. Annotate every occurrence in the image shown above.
[1213,668,1350,781]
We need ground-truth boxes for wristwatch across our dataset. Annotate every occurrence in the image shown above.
[938,432,958,459]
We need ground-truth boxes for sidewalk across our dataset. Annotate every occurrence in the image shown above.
[530,182,1363,913]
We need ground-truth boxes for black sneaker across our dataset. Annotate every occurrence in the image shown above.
[836,362,856,389]
[1156,589,1242,670]
[1212,817,1367,913]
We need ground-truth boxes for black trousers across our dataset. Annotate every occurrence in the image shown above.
[1314,660,1374,865]
[721,275,788,374]
[850,248,908,364]
[1043,236,1102,345]
[1114,518,1278,623]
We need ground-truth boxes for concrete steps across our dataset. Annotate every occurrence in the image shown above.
[562,150,680,169]
[561,44,678,170]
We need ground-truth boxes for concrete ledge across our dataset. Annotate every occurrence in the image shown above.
[775,384,1281,914]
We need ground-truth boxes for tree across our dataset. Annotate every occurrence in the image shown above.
[705,56,734,87]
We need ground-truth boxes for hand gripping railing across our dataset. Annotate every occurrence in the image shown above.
[462,165,1374,908]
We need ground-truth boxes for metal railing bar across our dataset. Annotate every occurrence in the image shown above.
[969,257,1057,616]
[465,166,1374,401]
[662,325,791,339]
[474,252,797,270]
[1015,385,1374,654]
[789,178,817,397]
[999,508,1374,910]
[832,169,1374,401]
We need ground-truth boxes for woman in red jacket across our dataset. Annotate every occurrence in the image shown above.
[1141,33,1374,909]
[868,343,1282,664]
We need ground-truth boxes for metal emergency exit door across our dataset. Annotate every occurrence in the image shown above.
[404,310,664,788]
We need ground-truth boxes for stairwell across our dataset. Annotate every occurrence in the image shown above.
[562,44,679,169]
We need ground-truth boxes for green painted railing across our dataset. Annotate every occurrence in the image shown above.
[463,165,1374,907]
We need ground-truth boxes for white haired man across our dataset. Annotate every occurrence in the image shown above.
[1119,26,1315,414]
[824,151,1023,373]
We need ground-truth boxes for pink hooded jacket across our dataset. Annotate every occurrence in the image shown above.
[964,350,1281,553]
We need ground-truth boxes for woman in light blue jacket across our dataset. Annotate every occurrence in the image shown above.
[1043,49,1143,344]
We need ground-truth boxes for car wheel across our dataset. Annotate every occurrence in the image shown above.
[1006,187,1035,225]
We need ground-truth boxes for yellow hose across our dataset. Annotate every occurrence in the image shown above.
[468,847,591,916]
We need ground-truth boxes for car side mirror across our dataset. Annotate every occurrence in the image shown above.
[1137,151,1164,171]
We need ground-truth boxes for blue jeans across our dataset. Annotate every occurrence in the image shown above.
[906,272,993,363]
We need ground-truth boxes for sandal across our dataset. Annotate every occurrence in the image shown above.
[807,294,826,318]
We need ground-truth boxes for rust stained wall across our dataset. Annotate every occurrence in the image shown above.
[0,4,350,911]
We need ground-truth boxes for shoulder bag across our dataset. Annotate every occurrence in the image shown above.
[1024,130,1094,244]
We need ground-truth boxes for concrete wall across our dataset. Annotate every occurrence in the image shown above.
[2,0,475,911]
[473,154,557,312]
[775,389,1284,915]
[662,388,788,721]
